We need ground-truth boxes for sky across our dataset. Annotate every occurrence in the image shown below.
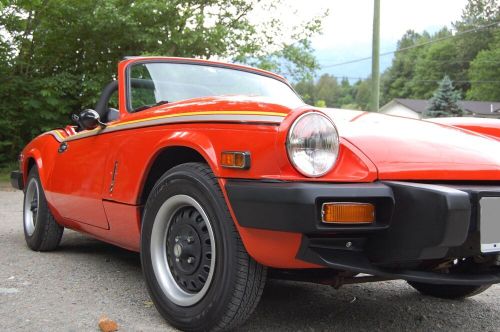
[287,0,469,80]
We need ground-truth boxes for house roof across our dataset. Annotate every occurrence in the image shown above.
[383,98,500,115]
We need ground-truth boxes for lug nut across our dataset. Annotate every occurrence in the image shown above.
[187,236,194,244]
[187,257,195,264]
[175,236,180,243]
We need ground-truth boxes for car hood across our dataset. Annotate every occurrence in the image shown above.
[427,117,500,141]
[323,108,500,181]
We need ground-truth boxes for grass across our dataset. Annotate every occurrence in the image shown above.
[0,172,9,182]
[0,162,17,184]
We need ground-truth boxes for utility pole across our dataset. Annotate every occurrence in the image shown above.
[371,0,380,112]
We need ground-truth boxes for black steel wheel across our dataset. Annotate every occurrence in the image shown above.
[148,194,216,307]
[408,259,492,299]
[408,281,491,299]
[141,162,266,331]
[166,205,214,295]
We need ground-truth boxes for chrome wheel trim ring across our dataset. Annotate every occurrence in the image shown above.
[150,194,216,307]
[24,178,39,237]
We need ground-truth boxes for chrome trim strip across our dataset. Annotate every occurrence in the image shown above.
[63,114,285,142]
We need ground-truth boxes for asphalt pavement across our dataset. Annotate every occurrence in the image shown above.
[1,189,499,331]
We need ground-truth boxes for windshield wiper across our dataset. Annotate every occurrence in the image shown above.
[133,100,169,112]
[153,100,169,107]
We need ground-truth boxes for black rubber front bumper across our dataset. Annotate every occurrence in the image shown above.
[10,171,23,190]
[225,180,500,285]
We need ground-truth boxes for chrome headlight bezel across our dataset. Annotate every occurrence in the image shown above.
[286,112,340,177]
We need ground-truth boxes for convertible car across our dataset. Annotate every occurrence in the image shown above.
[11,56,500,331]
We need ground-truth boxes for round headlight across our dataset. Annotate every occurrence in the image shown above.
[286,112,339,177]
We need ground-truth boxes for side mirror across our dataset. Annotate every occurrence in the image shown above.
[72,109,106,130]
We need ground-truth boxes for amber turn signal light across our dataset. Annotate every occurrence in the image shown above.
[322,202,375,224]
[221,151,250,169]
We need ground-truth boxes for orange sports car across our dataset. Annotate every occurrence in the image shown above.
[11,57,500,331]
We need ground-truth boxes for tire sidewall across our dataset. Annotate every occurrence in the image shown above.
[23,168,51,250]
[141,166,238,330]
[408,281,491,299]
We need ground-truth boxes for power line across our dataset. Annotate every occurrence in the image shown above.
[414,80,500,84]
[316,75,500,84]
[321,21,500,69]
[405,60,500,63]
[318,58,500,63]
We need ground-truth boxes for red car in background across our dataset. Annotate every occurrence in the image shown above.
[11,57,500,331]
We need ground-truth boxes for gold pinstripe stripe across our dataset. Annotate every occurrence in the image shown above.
[107,110,288,128]
[44,130,65,142]
[53,130,65,140]
[59,110,287,142]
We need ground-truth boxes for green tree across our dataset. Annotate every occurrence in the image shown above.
[294,75,358,109]
[0,0,326,165]
[314,100,326,108]
[452,0,499,93]
[294,79,316,105]
[380,0,499,104]
[411,29,459,99]
[315,74,342,107]
[424,75,464,118]
[467,30,500,101]
[341,103,362,110]
[380,30,432,101]
[353,78,372,111]
[337,77,355,107]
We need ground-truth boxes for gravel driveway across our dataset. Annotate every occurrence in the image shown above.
[1,189,499,331]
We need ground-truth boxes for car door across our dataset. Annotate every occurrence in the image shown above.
[48,133,110,229]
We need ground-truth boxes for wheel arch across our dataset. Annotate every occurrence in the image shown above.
[26,157,36,173]
[138,145,215,205]
[23,149,45,188]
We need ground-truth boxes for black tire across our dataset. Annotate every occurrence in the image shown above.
[141,162,267,331]
[408,281,491,299]
[23,167,64,251]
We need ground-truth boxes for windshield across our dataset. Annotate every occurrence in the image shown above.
[128,62,303,112]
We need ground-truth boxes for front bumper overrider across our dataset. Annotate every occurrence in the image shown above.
[225,180,500,285]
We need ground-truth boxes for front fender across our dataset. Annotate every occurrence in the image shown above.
[152,130,220,175]
[131,131,220,205]
[21,132,61,190]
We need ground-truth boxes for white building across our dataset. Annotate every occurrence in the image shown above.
[380,99,500,119]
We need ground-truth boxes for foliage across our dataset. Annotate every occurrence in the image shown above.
[451,0,500,93]
[235,3,327,81]
[315,74,342,107]
[379,0,499,105]
[380,30,432,104]
[0,161,17,183]
[424,75,464,118]
[337,77,355,107]
[294,79,315,105]
[314,100,326,108]
[293,74,371,110]
[467,30,500,100]
[294,74,367,109]
[0,0,326,166]
[411,30,458,99]
[353,78,372,111]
